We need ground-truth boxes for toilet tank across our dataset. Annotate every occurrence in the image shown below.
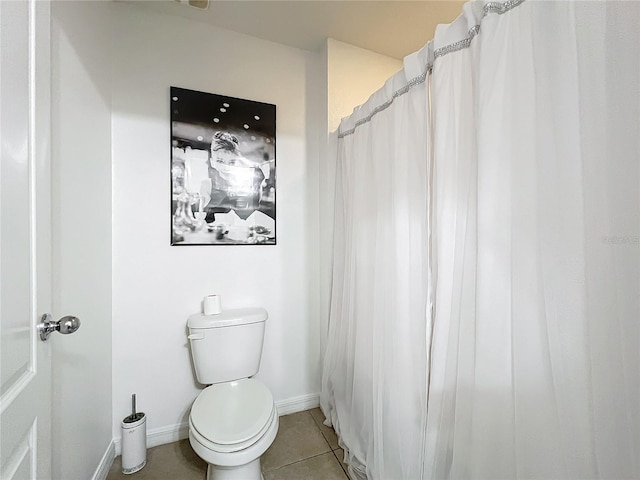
[187,307,268,385]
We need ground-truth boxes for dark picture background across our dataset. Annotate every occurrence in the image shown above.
[171,87,276,245]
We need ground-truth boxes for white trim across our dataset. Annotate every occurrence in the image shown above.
[0,420,36,480]
[91,441,115,480]
[0,370,36,415]
[28,0,38,384]
[275,392,320,416]
[113,422,190,456]
[147,422,190,450]
[109,393,321,459]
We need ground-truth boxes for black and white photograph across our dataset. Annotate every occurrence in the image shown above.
[170,87,276,245]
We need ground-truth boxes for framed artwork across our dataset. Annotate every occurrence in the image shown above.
[170,87,276,245]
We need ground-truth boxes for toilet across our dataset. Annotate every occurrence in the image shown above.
[187,307,279,480]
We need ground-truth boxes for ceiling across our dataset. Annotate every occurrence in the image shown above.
[126,1,465,60]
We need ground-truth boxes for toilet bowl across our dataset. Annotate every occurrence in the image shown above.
[189,378,279,479]
[187,307,278,480]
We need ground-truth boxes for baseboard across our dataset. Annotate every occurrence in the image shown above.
[148,422,191,449]
[114,422,190,456]
[91,440,115,480]
[111,393,320,455]
[275,392,320,416]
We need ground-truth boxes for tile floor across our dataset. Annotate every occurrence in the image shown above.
[106,408,349,480]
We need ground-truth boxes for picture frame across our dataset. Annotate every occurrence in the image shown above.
[170,87,276,245]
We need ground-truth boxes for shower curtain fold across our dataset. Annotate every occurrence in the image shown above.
[320,51,431,480]
[321,1,640,479]
[425,2,640,478]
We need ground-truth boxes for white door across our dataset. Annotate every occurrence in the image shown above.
[0,0,53,478]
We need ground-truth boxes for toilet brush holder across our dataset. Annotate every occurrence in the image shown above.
[121,394,147,474]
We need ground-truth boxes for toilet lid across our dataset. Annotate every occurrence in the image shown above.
[190,378,274,446]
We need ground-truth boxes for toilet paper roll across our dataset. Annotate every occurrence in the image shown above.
[203,295,222,315]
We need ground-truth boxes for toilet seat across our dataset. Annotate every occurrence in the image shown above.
[190,378,275,453]
[189,408,279,469]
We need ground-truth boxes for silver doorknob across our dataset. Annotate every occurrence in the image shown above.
[37,314,81,342]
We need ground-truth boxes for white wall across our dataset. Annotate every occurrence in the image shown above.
[327,38,402,132]
[50,2,113,478]
[48,2,399,469]
[110,2,323,439]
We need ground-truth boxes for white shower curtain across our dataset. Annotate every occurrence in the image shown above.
[426,1,639,478]
[322,1,640,479]
[320,51,432,480]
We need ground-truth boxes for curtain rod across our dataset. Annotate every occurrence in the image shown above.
[338,0,526,139]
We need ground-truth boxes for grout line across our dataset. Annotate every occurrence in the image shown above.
[262,445,333,472]
[307,408,348,477]
[306,409,337,453]
[261,410,332,473]
[263,451,335,474]
[307,408,341,452]
[332,448,350,479]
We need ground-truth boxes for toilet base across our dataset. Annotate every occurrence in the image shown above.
[207,458,262,480]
